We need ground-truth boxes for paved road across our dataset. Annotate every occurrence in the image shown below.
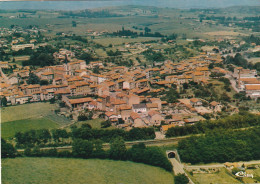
[170,158,185,174]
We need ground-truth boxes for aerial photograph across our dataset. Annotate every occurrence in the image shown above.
[0,0,260,183]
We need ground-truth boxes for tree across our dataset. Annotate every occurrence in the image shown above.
[37,129,51,144]
[174,174,189,184]
[72,21,77,27]
[40,80,49,86]
[52,129,69,142]
[101,120,111,128]
[27,72,40,84]
[109,137,127,160]
[1,138,16,158]
[79,53,94,64]
[50,98,55,104]
[1,97,7,107]
[72,139,93,158]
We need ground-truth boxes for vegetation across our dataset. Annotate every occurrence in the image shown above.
[2,158,174,184]
[1,138,16,158]
[174,174,189,184]
[23,138,173,172]
[71,124,155,142]
[1,102,57,123]
[2,118,58,139]
[188,168,241,184]
[22,46,57,67]
[166,112,260,138]
[178,127,260,164]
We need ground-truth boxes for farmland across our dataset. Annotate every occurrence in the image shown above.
[1,103,71,138]
[1,118,58,139]
[1,102,57,123]
[187,168,240,184]
[2,157,174,184]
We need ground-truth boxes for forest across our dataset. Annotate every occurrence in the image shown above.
[178,127,260,164]
[166,112,260,138]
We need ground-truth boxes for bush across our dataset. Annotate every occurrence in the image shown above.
[174,174,189,184]
[101,120,111,128]
[1,138,16,158]
[72,139,93,158]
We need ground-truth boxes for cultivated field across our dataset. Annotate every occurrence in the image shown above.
[1,118,58,139]
[188,168,240,184]
[73,118,105,129]
[1,103,71,138]
[2,158,174,184]
[1,102,57,123]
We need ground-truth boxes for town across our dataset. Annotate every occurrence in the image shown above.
[1,24,260,136]
[1,4,260,184]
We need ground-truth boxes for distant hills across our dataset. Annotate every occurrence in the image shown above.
[0,0,259,10]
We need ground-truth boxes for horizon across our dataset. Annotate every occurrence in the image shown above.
[0,0,259,10]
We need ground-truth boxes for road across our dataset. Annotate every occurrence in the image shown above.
[184,160,260,169]
[17,135,191,152]
[225,74,240,93]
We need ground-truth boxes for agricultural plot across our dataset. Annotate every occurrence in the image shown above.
[2,158,174,184]
[1,103,71,138]
[1,118,58,139]
[188,168,240,184]
[1,102,57,123]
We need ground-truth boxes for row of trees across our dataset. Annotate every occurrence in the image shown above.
[178,127,260,164]
[14,125,155,148]
[112,27,165,38]
[23,137,173,172]
[166,112,260,138]
[71,125,155,142]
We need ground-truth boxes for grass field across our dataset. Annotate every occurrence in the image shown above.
[2,157,174,184]
[243,167,260,183]
[188,168,240,184]
[93,37,160,46]
[73,118,116,130]
[1,118,58,139]
[1,102,57,123]
[75,118,105,129]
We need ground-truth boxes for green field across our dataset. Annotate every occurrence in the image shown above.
[1,118,58,139]
[1,102,71,138]
[1,103,57,123]
[188,168,240,184]
[2,158,174,184]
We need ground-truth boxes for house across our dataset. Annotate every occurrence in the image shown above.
[105,111,118,123]
[149,98,162,110]
[147,110,163,126]
[146,103,158,111]
[66,97,93,109]
[130,112,146,128]
[132,103,147,113]
[118,105,132,121]
[190,98,202,107]
[26,84,41,95]
[11,44,34,51]
[224,162,239,169]
[15,95,30,104]
[210,101,222,112]
[41,71,54,80]
[160,124,175,134]
[245,85,260,98]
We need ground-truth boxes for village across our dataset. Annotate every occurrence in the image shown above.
[1,24,260,135]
